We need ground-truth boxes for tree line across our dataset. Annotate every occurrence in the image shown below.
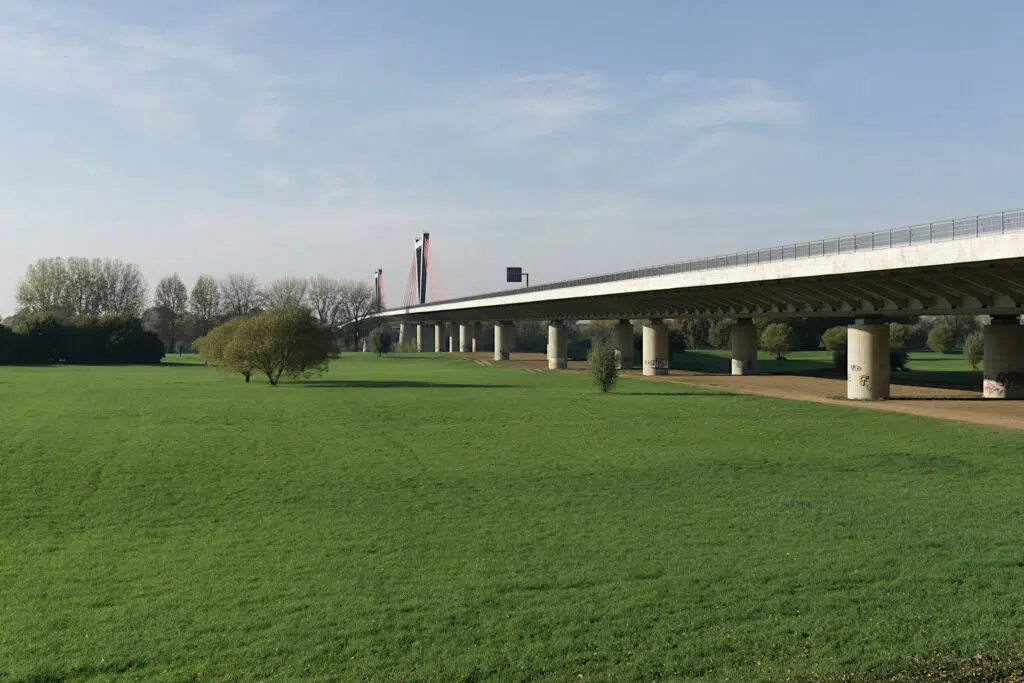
[10,258,380,354]
[0,314,164,365]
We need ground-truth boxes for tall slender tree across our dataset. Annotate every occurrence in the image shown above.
[190,275,222,336]
[154,273,189,352]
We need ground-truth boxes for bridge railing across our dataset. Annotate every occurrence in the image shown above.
[398,208,1024,309]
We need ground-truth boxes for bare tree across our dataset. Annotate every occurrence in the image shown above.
[337,280,375,348]
[190,274,222,336]
[264,277,308,310]
[307,275,344,325]
[154,273,190,352]
[220,273,261,316]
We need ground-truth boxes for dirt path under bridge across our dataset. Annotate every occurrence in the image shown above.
[453,352,1024,433]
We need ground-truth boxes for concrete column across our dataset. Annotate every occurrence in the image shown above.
[494,321,515,361]
[642,319,669,376]
[983,316,1024,399]
[459,323,474,352]
[614,320,634,370]
[847,318,890,400]
[547,321,568,370]
[472,322,483,352]
[730,318,760,376]
[361,338,367,353]
[448,324,458,354]
[416,323,434,352]
[434,325,445,353]
[398,323,408,348]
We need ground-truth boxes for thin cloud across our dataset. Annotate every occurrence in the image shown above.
[451,70,611,143]
[0,2,286,138]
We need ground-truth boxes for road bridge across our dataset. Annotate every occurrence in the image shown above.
[373,209,1024,401]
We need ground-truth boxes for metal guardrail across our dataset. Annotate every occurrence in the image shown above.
[398,208,1024,310]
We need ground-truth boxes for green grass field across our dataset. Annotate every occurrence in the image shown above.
[2,355,1022,681]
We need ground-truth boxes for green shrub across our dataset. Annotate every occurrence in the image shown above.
[707,319,733,349]
[587,341,618,393]
[760,323,795,360]
[820,326,847,352]
[962,332,984,370]
[890,348,909,372]
[369,324,394,356]
[927,325,957,354]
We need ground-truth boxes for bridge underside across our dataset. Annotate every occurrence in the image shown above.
[392,258,1024,323]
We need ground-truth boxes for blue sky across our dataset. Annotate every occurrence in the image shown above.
[2,0,1024,311]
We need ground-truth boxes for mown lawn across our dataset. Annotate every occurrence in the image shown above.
[1,355,1022,681]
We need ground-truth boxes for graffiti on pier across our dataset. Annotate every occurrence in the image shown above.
[984,371,1024,399]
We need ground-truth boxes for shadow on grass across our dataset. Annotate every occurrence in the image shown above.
[292,380,524,389]
[615,391,737,397]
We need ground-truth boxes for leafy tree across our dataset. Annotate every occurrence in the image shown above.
[16,257,71,315]
[962,332,984,370]
[264,277,308,310]
[674,316,714,349]
[195,317,254,381]
[154,274,189,353]
[707,319,733,349]
[16,257,147,318]
[369,324,394,356]
[890,322,923,350]
[97,259,148,318]
[220,273,262,316]
[927,324,957,354]
[760,323,795,360]
[820,326,847,351]
[587,340,618,393]
[190,275,222,336]
[227,308,332,385]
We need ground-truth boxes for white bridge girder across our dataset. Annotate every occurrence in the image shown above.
[376,232,1024,324]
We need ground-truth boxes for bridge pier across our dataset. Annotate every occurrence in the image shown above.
[983,316,1024,399]
[459,323,474,352]
[447,324,458,353]
[416,323,434,352]
[494,322,515,361]
[730,318,759,375]
[398,323,408,348]
[472,322,483,352]
[847,318,890,400]
[642,319,669,376]
[547,321,568,369]
[434,324,445,353]
[615,320,634,370]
